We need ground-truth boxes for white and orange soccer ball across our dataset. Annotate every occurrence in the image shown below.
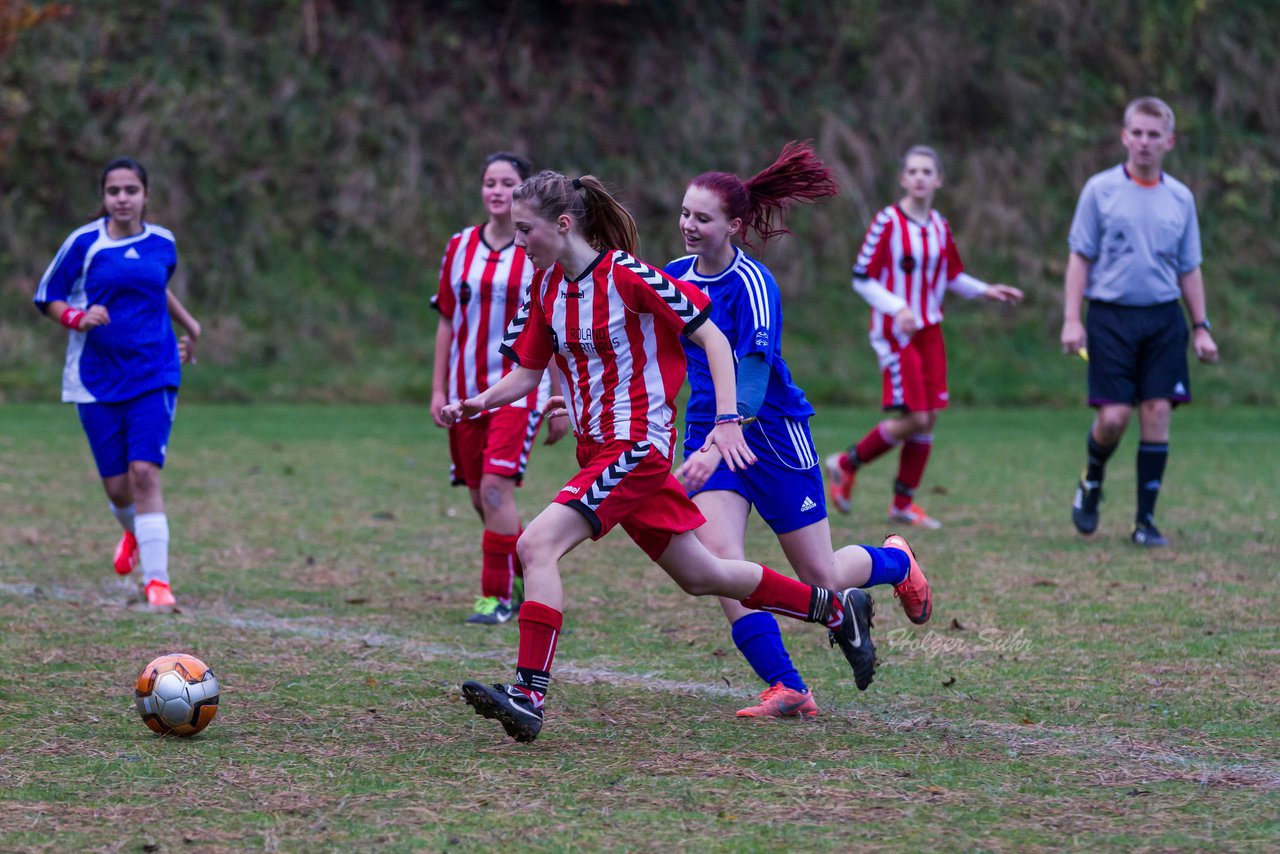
[134,653,220,737]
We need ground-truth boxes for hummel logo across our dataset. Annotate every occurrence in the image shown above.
[124,247,141,259]
[800,496,818,512]
[488,458,518,469]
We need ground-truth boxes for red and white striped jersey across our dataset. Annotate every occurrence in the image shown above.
[433,224,549,414]
[852,205,966,343]
[500,250,711,458]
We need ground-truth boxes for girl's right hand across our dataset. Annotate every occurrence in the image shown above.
[430,391,449,428]
[440,397,485,427]
[81,304,111,330]
[894,306,918,337]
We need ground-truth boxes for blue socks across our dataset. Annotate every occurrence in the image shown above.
[861,545,910,587]
[731,612,806,693]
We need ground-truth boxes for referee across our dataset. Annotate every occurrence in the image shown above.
[1061,96,1219,547]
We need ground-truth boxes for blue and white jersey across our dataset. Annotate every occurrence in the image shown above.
[665,246,813,421]
[33,219,180,403]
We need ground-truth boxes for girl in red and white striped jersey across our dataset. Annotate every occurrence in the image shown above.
[431,152,568,626]
[441,170,877,742]
[826,146,1023,528]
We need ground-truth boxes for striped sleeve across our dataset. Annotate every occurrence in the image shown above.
[735,257,781,362]
[615,251,711,335]
[500,270,552,369]
[433,232,463,317]
[33,225,95,307]
[852,208,894,281]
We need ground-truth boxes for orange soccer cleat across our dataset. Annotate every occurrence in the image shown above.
[884,533,932,625]
[113,531,139,575]
[144,579,177,608]
[887,502,942,529]
[825,453,856,515]
[736,683,819,718]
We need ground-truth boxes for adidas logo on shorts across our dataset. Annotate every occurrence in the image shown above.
[800,496,818,512]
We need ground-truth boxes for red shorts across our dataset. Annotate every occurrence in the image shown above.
[554,439,705,561]
[448,406,543,488]
[878,323,949,413]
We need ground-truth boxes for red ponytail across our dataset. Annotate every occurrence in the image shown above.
[689,140,837,252]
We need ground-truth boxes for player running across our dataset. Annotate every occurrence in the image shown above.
[32,157,200,609]
[431,152,567,625]
[827,146,1024,528]
[442,170,877,742]
[667,141,931,719]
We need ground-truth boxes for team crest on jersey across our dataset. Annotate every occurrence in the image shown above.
[899,255,917,273]
[458,283,472,304]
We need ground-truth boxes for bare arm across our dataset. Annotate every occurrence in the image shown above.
[1060,252,1091,355]
[684,320,756,471]
[166,289,201,338]
[1179,267,1219,363]
[439,365,544,425]
[167,289,201,364]
[430,315,453,427]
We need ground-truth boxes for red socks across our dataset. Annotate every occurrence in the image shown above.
[893,434,933,511]
[481,530,521,600]
[852,424,899,468]
[515,601,562,705]
[740,566,841,628]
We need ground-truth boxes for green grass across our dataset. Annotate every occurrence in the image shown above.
[1,404,1278,851]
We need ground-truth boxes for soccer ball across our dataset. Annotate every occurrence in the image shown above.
[134,653,220,737]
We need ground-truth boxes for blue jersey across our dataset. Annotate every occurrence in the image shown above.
[33,219,180,403]
[665,247,813,421]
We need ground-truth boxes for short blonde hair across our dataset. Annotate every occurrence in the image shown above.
[901,145,943,176]
[1124,97,1175,134]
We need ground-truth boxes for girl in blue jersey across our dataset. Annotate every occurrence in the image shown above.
[33,157,200,609]
[667,142,933,717]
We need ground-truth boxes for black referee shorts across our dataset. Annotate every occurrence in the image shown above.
[1085,300,1191,407]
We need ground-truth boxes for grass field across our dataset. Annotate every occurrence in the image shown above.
[1,403,1277,852]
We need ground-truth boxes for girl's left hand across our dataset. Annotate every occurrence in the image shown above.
[178,335,197,365]
[985,284,1024,304]
[675,444,721,491]
[702,421,756,471]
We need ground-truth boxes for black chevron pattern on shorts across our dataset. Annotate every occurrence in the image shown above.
[581,441,652,512]
[617,253,699,323]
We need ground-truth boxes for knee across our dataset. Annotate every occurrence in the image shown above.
[128,463,161,496]
[515,528,555,570]
[103,481,132,506]
[907,411,934,434]
[1094,411,1129,441]
[478,476,513,515]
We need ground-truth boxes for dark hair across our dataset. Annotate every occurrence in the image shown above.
[96,157,149,220]
[100,157,148,194]
[688,140,837,252]
[512,170,639,255]
[484,151,533,181]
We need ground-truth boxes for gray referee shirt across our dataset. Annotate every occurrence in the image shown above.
[1068,165,1202,306]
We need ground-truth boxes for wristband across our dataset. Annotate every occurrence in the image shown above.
[714,413,742,425]
[59,307,86,330]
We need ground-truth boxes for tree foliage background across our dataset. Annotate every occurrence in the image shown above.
[2,0,1276,404]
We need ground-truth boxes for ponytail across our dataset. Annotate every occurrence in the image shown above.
[689,140,837,252]
[513,171,638,255]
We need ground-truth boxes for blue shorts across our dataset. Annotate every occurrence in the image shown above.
[683,416,826,535]
[77,387,178,478]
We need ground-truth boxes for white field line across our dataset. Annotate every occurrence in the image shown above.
[3,580,1278,788]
